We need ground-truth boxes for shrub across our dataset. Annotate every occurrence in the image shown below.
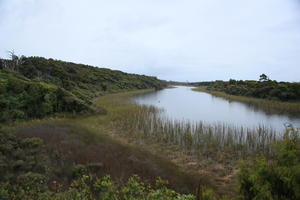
[238,132,300,200]
[20,137,44,149]
[72,164,88,178]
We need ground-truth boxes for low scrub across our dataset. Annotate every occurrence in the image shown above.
[238,131,300,200]
[0,173,197,200]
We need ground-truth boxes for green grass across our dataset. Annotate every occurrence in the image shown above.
[193,87,300,116]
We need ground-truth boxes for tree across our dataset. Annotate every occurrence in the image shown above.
[7,50,21,71]
[259,74,269,82]
[229,79,237,85]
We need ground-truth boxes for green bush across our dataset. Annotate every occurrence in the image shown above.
[0,173,197,200]
[238,132,300,200]
[0,187,9,200]
[20,137,44,149]
[72,164,88,178]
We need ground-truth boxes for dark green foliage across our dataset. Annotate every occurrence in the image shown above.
[0,56,166,122]
[15,56,166,99]
[20,137,44,149]
[193,78,300,102]
[1,174,196,200]
[0,71,92,122]
[259,74,269,82]
[0,129,48,181]
[72,164,88,178]
[238,132,300,200]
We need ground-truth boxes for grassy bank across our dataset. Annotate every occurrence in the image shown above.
[193,87,300,116]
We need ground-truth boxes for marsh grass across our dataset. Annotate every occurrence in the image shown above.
[114,105,279,161]
[193,87,300,116]
[91,90,281,162]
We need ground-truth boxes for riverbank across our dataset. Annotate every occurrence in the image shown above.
[193,87,300,116]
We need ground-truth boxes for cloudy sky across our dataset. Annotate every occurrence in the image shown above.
[0,0,300,82]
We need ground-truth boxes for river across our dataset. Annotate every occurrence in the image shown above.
[133,86,300,133]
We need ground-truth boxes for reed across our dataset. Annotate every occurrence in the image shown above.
[112,105,280,161]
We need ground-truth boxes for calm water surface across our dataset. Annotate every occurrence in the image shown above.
[133,86,300,133]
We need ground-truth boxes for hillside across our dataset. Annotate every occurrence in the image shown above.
[0,56,166,122]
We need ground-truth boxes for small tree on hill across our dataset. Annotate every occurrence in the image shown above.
[259,74,269,82]
[7,50,25,72]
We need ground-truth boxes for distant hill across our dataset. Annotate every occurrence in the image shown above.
[0,56,166,122]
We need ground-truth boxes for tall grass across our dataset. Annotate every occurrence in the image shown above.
[115,105,279,160]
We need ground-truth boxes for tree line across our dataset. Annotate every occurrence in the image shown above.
[192,74,300,101]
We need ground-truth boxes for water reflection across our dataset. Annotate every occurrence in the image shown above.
[132,86,300,133]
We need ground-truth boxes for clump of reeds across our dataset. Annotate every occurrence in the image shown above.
[115,105,280,160]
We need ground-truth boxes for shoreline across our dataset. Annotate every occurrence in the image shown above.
[192,87,300,117]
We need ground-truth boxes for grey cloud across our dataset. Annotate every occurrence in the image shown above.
[0,0,300,82]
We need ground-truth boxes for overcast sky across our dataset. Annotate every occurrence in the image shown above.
[0,0,300,82]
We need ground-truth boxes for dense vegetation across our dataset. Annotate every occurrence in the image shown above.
[0,55,166,122]
[238,131,300,199]
[193,74,300,101]
[0,71,95,122]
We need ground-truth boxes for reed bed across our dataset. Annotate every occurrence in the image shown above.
[115,105,280,160]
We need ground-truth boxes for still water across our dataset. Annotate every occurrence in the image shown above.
[133,86,300,133]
